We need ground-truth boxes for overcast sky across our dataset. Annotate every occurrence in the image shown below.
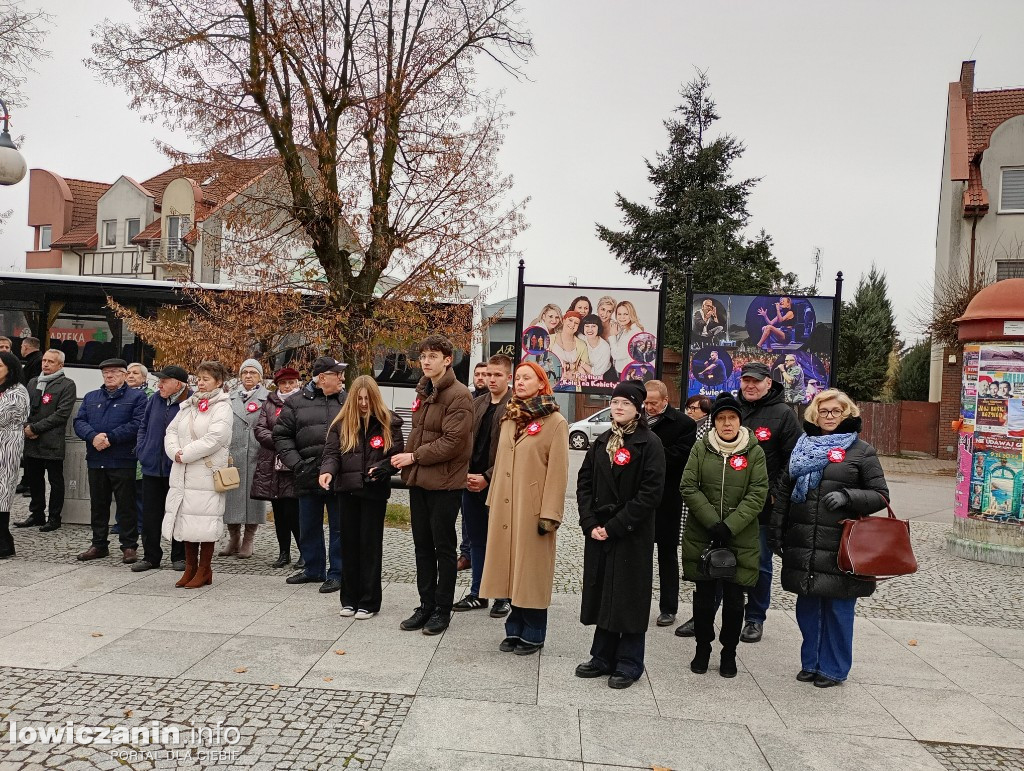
[3,0,1024,339]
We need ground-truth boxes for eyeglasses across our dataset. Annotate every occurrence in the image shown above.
[610,398,634,407]
[817,408,844,418]
[684,405,700,413]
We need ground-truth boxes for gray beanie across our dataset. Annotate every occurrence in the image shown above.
[239,358,264,378]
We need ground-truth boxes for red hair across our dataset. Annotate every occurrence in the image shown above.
[516,361,554,396]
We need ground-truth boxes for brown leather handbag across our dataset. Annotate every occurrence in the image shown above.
[838,496,918,580]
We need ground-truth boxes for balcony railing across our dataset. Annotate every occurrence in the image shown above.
[80,249,154,278]
[145,238,191,266]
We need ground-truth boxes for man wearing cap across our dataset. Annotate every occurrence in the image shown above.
[273,356,347,592]
[73,358,148,563]
[735,360,801,642]
[16,348,77,531]
[131,365,192,572]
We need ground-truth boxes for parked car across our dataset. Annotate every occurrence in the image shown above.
[568,407,612,450]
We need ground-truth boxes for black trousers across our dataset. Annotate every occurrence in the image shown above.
[141,474,183,566]
[89,467,138,551]
[25,456,65,522]
[654,499,682,615]
[409,487,461,613]
[338,493,387,613]
[693,579,745,652]
[272,498,301,553]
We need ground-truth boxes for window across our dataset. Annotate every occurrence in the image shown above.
[166,216,181,245]
[48,300,118,366]
[125,218,141,245]
[102,220,117,248]
[1000,168,1024,212]
[39,225,52,250]
[996,260,1024,281]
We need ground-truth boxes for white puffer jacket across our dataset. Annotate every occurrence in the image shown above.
[162,389,233,543]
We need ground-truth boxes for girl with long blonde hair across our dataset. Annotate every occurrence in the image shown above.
[609,300,646,375]
[320,375,404,619]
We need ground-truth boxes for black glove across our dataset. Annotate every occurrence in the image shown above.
[822,490,850,511]
[767,532,783,557]
[538,523,548,536]
[366,461,397,483]
[709,522,731,547]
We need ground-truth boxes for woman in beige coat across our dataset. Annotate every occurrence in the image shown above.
[480,360,569,655]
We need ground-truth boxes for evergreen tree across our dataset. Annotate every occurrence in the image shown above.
[596,71,800,349]
[836,265,898,402]
[892,339,932,402]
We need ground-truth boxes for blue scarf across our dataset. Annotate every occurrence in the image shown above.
[789,432,858,503]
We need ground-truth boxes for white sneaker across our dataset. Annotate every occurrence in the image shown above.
[339,606,356,617]
[354,609,376,620]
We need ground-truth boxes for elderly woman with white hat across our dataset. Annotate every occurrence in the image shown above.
[221,358,269,558]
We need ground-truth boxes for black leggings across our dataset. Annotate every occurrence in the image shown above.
[693,579,746,652]
[271,498,301,554]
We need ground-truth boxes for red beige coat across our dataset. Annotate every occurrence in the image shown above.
[480,412,569,609]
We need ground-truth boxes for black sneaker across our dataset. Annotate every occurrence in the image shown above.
[489,599,511,618]
[400,606,433,631]
[453,595,488,612]
[422,608,450,635]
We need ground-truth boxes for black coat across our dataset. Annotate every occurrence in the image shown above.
[23,373,78,460]
[320,412,405,499]
[770,417,890,600]
[251,391,296,501]
[738,379,802,523]
[272,384,346,497]
[578,423,666,634]
[22,350,42,382]
[648,404,696,514]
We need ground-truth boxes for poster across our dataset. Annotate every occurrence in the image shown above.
[518,285,662,395]
[686,293,836,403]
[964,344,1024,523]
[954,430,974,519]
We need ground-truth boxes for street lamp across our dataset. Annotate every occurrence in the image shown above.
[0,97,27,186]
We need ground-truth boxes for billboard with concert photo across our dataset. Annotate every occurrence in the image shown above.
[517,284,662,395]
[686,293,836,405]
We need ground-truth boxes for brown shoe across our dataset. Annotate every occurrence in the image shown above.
[218,524,241,557]
[122,548,138,564]
[184,542,215,588]
[77,546,110,561]
[236,524,257,559]
[456,556,471,572]
[175,542,199,588]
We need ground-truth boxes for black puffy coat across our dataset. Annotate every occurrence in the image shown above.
[770,417,890,600]
[321,412,405,499]
[24,373,77,460]
[578,423,666,634]
[251,391,297,501]
[272,383,346,496]
[739,379,802,523]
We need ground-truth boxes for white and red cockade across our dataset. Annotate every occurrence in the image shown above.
[197,399,210,412]
[526,422,542,435]
[730,455,748,471]
[411,397,421,412]
[369,435,385,449]
[827,447,846,463]
[246,401,259,413]
[613,448,631,466]
[41,393,52,405]
[754,427,771,442]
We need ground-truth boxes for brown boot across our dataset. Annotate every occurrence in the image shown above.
[175,542,199,588]
[237,524,258,559]
[185,542,215,588]
[218,524,241,556]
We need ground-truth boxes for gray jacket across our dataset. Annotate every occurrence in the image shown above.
[24,372,78,460]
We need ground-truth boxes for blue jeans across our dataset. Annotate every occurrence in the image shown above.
[744,525,772,623]
[297,495,342,581]
[590,626,646,680]
[795,595,857,681]
[505,606,548,645]
[462,489,489,596]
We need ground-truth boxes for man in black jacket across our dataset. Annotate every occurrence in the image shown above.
[273,357,347,593]
[20,337,43,381]
[736,361,801,642]
[454,354,513,616]
[643,380,697,627]
[16,349,77,531]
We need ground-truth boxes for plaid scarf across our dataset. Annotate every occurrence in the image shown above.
[606,417,639,464]
[503,394,560,439]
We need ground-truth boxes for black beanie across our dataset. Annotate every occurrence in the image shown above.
[710,392,743,422]
[612,380,647,414]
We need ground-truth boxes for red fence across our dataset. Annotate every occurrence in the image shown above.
[857,400,939,457]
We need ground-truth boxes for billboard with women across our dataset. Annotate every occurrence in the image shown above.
[518,285,662,395]
[687,293,836,405]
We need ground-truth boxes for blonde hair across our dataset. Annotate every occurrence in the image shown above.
[804,388,860,426]
[615,300,644,332]
[329,375,394,453]
[645,379,669,399]
[597,296,616,313]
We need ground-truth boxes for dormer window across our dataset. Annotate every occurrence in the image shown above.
[39,225,52,250]
[126,218,141,245]
[102,220,117,248]
[1000,168,1024,213]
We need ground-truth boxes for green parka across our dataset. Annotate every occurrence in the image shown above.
[680,429,769,586]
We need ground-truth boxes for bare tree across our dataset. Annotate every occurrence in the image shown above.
[89,0,531,369]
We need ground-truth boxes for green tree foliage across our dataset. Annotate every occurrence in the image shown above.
[836,265,898,402]
[892,339,932,402]
[596,71,800,349]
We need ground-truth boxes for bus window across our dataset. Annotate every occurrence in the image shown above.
[0,301,41,354]
[48,300,119,366]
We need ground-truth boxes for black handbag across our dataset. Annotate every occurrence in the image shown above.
[699,546,737,580]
